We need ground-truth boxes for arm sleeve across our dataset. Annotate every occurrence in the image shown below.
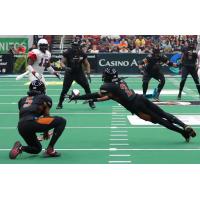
[47,66,55,74]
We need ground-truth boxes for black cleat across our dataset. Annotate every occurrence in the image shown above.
[89,100,96,109]
[9,141,22,159]
[185,126,196,138]
[56,104,63,109]
[44,148,61,157]
[182,132,191,143]
[177,93,181,100]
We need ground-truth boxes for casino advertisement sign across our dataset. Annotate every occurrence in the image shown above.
[92,53,181,74]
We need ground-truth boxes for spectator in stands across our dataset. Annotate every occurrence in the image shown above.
[131,45,142,54]
[135,36,146,49]
[90,45,99,53]
[163,40,173,53]
[110,46,119,53]
[119,38,128,49]
[119,46,129,53]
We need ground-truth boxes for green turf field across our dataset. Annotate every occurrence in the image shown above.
[0,75,200,164]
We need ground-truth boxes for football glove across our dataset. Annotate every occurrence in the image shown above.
[54,72,62,80]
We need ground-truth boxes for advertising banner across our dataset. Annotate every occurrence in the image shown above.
[0,54,14,74]
[0,38,28,53]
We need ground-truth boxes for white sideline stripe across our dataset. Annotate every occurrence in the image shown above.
[1,126,200,129]
[110,134,128,136]
[109,139,128,141]
[109,161,131,163]
[111,131,128,132]
[110,144,129,146]
[109,155,131,157]
[1,148,200,151]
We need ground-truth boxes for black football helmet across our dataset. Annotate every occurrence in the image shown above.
[152,48,160,57]
[102,67,119,82]
[29,80,46,94]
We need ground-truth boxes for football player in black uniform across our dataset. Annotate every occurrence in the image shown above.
[177,43,200,100]
[139,48,176,101]
[9,80,66,159]
[70,67,197,142]
[56,40,95,109]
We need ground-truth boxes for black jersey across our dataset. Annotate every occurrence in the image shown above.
[100,80,136,111]
[144,54,168,73]
[181,50,197,67]
[18,94,52,121]
[63,48,87,72]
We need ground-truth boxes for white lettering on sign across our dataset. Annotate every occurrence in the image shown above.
[99,59,138,67]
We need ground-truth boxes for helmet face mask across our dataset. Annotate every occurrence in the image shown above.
[37,39,48,53]
[102,67,118,83]
[29,80,46,95]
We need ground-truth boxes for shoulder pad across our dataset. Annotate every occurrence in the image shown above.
[28,51,37,61]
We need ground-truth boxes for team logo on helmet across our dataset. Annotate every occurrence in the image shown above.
[102,67,118,82]
[29,80,46,94]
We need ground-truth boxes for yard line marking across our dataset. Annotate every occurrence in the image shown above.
[109,139,128,141]
[109,143,129,146]
[109,161,131,163]
[112,118,126,120]
[1,148,200,151]
[110,134,128,136]
[112,121,126,123]
[109,154,131,157]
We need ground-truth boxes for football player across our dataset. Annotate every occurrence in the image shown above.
[138,48,176,101]
[70,67,197,142]
[9,80,66,159]
[56,40,95,109]
[27,38,61,85]
[177,43,200,100]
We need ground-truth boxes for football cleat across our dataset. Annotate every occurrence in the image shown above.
[44,148,61,157]
[177,93,181,100]
[184,126,196,138]
[89,100,96,109]
[56,104,63,109]
[9,141,22,159]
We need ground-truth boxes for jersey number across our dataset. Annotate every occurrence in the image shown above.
[120,83,133,97]
[23,97,33,108]
[39,58,49,67]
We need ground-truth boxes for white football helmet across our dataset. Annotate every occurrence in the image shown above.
[37,39,48,52]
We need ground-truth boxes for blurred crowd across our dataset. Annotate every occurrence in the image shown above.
[77,35,198,54]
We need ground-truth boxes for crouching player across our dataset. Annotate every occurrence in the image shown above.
[70,67,197,142]
[9,80,66,159]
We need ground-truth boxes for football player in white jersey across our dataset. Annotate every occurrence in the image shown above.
[27,38,61,85]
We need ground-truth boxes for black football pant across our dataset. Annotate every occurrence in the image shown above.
[58,70,91,106]
[18,116,66,154]
[142,71,165,96]
[178,66,200,95]
[131,94,186,135]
